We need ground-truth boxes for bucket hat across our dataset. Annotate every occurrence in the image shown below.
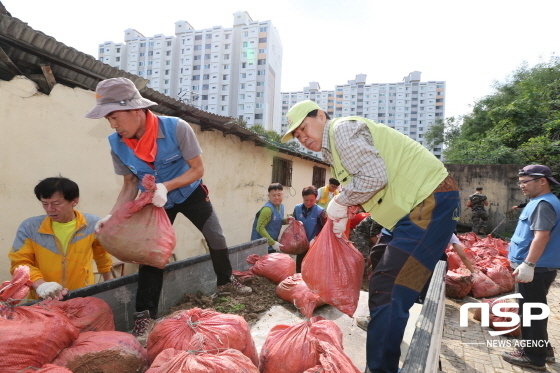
[85,77,157,119]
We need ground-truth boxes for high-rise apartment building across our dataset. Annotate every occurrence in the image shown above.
[281,71,445,159]
[98,11,283,131]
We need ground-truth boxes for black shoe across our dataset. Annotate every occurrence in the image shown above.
[547,347,555,364]
[502,350,545,371]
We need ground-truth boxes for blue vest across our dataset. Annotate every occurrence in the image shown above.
[508,193,560,268]
[294,203,324,241]
[251,201,284,249]
[109,116,201,209]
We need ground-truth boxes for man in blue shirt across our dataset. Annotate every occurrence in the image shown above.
[502,165,560,371]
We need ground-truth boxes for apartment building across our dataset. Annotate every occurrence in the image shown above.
[281,71,445,159]
[98,11,283,131]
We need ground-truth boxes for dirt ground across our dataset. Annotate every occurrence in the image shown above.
[167,275,292,325]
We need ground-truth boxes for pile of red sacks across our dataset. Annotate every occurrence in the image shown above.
[445,232,514,299]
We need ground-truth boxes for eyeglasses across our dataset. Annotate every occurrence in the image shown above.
[517,178,542,186]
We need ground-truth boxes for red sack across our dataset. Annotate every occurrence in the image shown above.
[39,297,115,332]
[279,221,310,254]
[0,265,32,305]
[145,348,259,373]
[475,297,520,337]
[147,308,258,366]
[19,365,73,373]
[445,269,473,299]
[0,304,79,373]
[233,253,296,284]
[303,339,361,373]
[52,331,149,373]
[470,271,503,298]
[446,251,464,271]
[97,174,176,269]
[302,219,364,317]
[276,273,325,318]
[259,316,344,373]
[486,265,514,293]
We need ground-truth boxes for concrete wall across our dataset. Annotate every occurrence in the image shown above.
[0,76,331,283]
[445,164,525,236]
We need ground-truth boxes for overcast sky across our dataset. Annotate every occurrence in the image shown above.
[3,0,559,120]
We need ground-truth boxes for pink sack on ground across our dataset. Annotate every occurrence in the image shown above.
[145,348,259,373]
[279,221,310,255]
[259,316,344,373]
[445,269,473,299]
[276,273,325,318]
[0,304,79,373]
[97,174,176,269]
[486,265,515,293]
[302,219,364,317]
[52,331,149,373]
[19,365,73,373]
[233,253,296,284]
[470,271,504,298]
[39,297,115,332]
[147,308,258,366]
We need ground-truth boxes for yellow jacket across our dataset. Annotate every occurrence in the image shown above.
[9,210,113,298]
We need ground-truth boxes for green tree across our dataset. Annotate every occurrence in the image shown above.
[443,55,560,173]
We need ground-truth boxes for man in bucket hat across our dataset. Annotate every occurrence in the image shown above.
[85,77,251,344]
[502,164,560,370]
[282,100,460,373]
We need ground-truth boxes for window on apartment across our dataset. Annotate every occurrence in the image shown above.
[206,34,212,39]
[140,42,146,47]
[256,92,264,97]
[203,74,210,80]
[255,114,263,119]
[256,103,263,108]
[257,81,264,86]
[166,60,171,65]
[259,37,267,43]
[193,75,200,80]
[195,35,202,40]
[258,59,266,65]
[115,57,120,62]
[116,48,120,53]
[272,157,292,186]
[222,95,227,101]
[194,45,202,50]
[148,51,153,56]
[260,26,268,32]
[166,41,172,46]
[259,48,266,53]
[222,105,227,111]
[223,64,230,69]
[257,70,266,75]
[224,54,230,60]
[223,74,229,80]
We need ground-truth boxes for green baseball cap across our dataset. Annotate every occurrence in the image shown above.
[281,100,321,143]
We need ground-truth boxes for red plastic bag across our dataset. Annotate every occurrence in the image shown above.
[276,273,325,318]
[303,339,361,373]
[52,331,149,373]
[19,365,73,373]
[147,308,258,366]
[470,271,503,298]
[302,219,364,317]
[0,265,32,305]
[97,174,176,269]
[233,253,295,284]
[39,297,115,333]
[279,221,309,254]
[145,348,259,373]
[0,304,79,373]
[486,265,514,293]
[445,269,473,299]
[259,316,345,373]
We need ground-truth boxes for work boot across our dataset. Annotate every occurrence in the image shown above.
[216,275,252,296]
[502,350,545,371]
[132,310,155,347]
[356,315,371,331]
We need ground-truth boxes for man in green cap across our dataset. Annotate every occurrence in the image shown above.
[282,100,460,373]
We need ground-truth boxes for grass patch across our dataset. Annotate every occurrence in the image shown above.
[215,303,246,314]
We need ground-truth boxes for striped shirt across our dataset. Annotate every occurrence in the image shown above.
[321,118,388,207]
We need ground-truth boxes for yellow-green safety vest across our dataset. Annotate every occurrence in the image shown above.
[328,116,448,229]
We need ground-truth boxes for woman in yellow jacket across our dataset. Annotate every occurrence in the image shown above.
[8,177,113,300]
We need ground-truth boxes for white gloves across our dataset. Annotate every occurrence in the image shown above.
[272,241,284,252]
[152,183,168,207]
[514,262,535,283]
[36,282,66,300]
[327,197,348,238]
[94,214,112,233]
